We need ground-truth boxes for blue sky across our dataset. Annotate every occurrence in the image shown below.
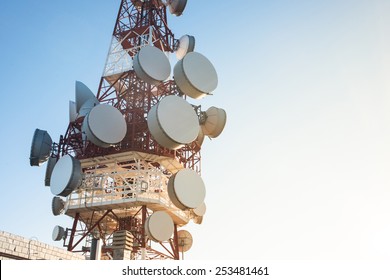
[0,0,390,260]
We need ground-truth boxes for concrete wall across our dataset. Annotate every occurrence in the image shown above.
[0,231,85,260]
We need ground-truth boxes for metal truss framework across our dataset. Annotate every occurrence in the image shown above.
[57,0,201,173]
[64,207,180,260]
[61,158,196,260]
[54,0,201,259]
[113,0,175,54]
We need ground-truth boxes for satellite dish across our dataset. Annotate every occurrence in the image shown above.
[193,202,206,217]
[145,211,174,242]
[169,0,187,16]
[50,155,82,197]
[147,95,199,150]
[30,129,52,166]
[51,196,65,216]
[173,52,218,99]
[52,225,66,241]
[82,104,127,148]
[75,81,99,113]
[133,45,171,85]
[44,156,58,186]
[78,97,99,118]
[176,35,195,60]
[69,101,77,123]
[193,202,206,224]
[168,169,205,210]
[193,216,203,225]
[195,128,204,146]
[177,230,193,252]
[201,107,227,138]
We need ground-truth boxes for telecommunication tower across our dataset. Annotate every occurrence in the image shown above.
[30,0,226,260]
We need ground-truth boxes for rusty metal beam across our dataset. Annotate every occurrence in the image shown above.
[69,210,112,251]
[67,213,80,251]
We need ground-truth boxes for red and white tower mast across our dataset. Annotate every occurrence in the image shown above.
[58,0,200,260]
[30,0,225,261]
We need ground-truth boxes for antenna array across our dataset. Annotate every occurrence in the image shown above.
[29,0,226,260]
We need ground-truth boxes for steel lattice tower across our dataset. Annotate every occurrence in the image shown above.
[29,0,225,260]
[55,0,201,260]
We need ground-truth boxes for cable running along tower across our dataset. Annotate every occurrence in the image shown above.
[30,0,226,260]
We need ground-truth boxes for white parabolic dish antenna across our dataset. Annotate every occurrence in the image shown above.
[201,106,227,138]
[195,128,205,147]
[75,81,99,113]
[145,211,174,242]
[44,157,58,186]
[52,225,66,241]
[177,230,193,252]
[69,101,77,123]
[176,35,195,60]
[174,52,218,99]
[82,104,127,148]
[147,95,199,150]
[30,129,52,166]
[193,202,206,217]
[52,196,65,216]
[78,97,99,118]
[133,45,171,85]
[50,155,82,197]
[168,168,206,210]
[193,202,206,224]
[169,0,187,16]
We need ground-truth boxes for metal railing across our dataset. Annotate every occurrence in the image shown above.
[66,184,190,223]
